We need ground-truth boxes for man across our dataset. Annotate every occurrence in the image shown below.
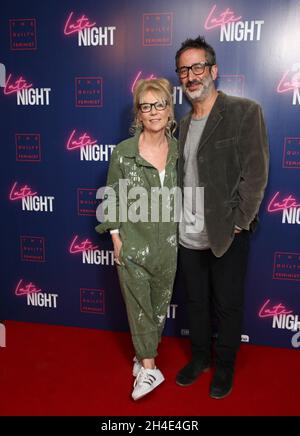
[175,36,269,399]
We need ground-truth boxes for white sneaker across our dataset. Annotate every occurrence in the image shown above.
[132,367,165,400]
[132,356,142,377]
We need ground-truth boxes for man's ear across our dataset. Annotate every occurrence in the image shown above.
[211,64,218,81]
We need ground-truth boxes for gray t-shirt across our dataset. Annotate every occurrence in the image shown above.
[179,116,210,250]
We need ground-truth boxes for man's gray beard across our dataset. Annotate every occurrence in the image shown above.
[184,76,213,102]
[185,87,209,102]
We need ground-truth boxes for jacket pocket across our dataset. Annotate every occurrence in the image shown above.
[215,137,236,149]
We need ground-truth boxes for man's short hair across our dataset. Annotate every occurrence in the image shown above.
[175,36,216,68]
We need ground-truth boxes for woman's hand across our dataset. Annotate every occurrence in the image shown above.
[111,233,123,266]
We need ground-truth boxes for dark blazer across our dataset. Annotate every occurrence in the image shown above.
[178,91,269,257]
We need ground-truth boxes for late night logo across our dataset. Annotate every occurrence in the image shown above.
[9,182,55,212]
[66,129,115,161]
[15,279,58,308]
[4,73,51,105]
[267,191,300,224]
[204,4,264,42]
[16,133,41,162]
[273,314,300,331]
[259,299,293,318]
[277,63,300,105]
[69,235,114,266]
[9,18,37,50]
[64,11,116,46]
[143,13,173,46]
[258,299,300,331]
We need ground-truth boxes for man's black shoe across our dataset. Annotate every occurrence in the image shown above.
[176,359,210,386]
[210,366,234,399]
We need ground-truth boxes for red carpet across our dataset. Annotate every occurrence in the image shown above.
[0,321,299,416]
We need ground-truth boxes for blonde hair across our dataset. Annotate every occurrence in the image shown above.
[131,78,177,138]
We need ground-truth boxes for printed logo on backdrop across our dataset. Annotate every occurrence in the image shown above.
[16,133,41,162]
[277,63,300,105]
[276,315,300,332]
[4,73,51,105]
[20,236,45,262]
[15,279,58,308]
[64,11,116,46]
[218,75,244,96]
[143,13,173,46]
[204,4,264,42]
[75,77,102,107]
[77,188,98,216]
[66,129,115,161]
[259,299,293,319]
[273,252,300,281]
[267,191,300,224]
[9,18,37,50]
[283,138,300,169]
[69,235,114,266]
[167,304,178,320]
[131,71,183,105]
[9,182,55,212]
[80,289,105,314]
[258,299,300,345]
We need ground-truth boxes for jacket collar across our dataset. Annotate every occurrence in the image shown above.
[122,129,178,167]
[179,91,227,155]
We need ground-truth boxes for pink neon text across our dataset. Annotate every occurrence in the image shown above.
[204,4,242,30]
[69,235,99,253]
[64,11,96,36]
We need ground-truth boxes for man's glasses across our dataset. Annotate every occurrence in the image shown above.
[139,100,168,113]
[176,62,212,79]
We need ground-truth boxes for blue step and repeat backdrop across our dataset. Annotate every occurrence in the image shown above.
[1,0,300,349]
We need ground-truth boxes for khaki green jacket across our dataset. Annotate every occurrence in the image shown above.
[95,132,178,267]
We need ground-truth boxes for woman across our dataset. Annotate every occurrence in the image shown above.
[95,78,178,400]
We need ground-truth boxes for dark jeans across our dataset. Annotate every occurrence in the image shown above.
[179,231,250,366]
